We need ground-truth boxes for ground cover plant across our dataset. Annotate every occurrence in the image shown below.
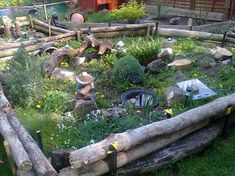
[0,34,235,175]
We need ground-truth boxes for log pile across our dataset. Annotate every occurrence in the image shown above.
[57,93,235,176]
[0,85,57,176]
[1,17,235,60]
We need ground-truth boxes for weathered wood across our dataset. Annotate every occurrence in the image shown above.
[17,170,35,176]
[69,93,235,169]
[34,25,62,36]
[7,111,57,176]
[4,141,17,176]
[15,16,28,22]
[32,18,72,34]
[0,83,11,112]
[0,111,32,171]
[118,122,223,175]
[44,47,77,78]
[60,121,207,175]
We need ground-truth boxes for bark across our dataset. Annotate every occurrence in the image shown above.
[79,23,155,33]
[69,93,235,169]
[7,111,57,176]
[156,27,235,44]
[32,18,72,34]
[0,84,11,112]
[0,111,32,171]
[78,35,115,55]
[118,122,223,175]
[34,25,62,36]
[44,47,78,78]
[60,121,207,176]
[0,32,76,51]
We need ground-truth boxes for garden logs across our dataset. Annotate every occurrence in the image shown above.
[7,111,57,176]
[0,111,32,172]
[78,35,116,55]
[68,93,235,174]
[44,46,78,78]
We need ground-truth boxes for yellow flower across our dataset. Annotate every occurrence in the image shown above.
[136,110,141,113]
[36,104,41,109]
[193,73,198,77]
[219,84,224,89]
[100,95,105,98]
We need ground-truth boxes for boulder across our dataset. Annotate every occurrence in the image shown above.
[166,86,186,107]
[101,107,126,119]
[195,57,216,69]
[157,48,173,61]
[51,67,77,82]
[222,59,233,66]
[146,59,166,73]
[168,59,192,71]
[211,46,232,61]
[169,17,180,25]
[75,95,97,117]
[169,71,186,83]
[70,56,86,66]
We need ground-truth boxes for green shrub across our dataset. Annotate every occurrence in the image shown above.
[5,45,42,107]
[127,37,162,65]
[42,90,70,113]
[112,0,146,23]
[112,55,144,88]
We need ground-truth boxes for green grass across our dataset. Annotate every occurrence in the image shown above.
[0,137,12,176]
[146,127,235,176]
[87,12,116,23]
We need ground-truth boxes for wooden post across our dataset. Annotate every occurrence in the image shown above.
[4,141,17,176]
[224,0,233,19]
[211,0,216,12]
[147,24,151,36]
[188,18,193,30]
[29,15,34,29]
[48,19,51,37]
[43,0,48,21]
[229,0,235,19]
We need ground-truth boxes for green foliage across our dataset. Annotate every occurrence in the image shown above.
[127,36,162,65]
[112,0,146,22]
[174,37,198,56]
[112,55,144,89]
[87,12,116,23]
[5,45,42,107]
[41,90,70,113]
[101,53,118,66]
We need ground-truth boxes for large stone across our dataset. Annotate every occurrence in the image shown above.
[166,86,186,107]
[101,107,126,119]
[51,149,73,172]
[157,48,173,61]
[169,71,186,83]
[162,38,177,48]
[51,67,77,82]
[195,57,216,69]
[70,56,86,66]
[211,46,232,61]
[146,59,166,73]
[169,17,180,25]
[75,95,97,117]
[168,59,192,71]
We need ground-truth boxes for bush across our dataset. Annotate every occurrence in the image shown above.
[112,0,146,23]
[42,90,70,113]
[112,55,144,88]
[127,37,162,65]
[5,45,42,107]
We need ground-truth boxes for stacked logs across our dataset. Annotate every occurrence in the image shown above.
[57,93,235,175]
[1,17,235,60]
[0,84,57,176]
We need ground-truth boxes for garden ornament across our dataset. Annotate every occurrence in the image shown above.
[76,72,94,99]
[51,12,68,29]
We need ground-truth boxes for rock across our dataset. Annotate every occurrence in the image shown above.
[162,38,177,48]
[169,71,186,83]
[35,32,46,39]
[101,107,126,118]
[211,46,232,61]
[158,48,173,61]
[195,57,215,69]
[166,86,186,107]
[168,59,192,71]
[222,59,233,66]
[51,67,77,82]
[146,59,166,73]
[169,17,180,25]
[70,56,86,66]
[51,149,73,172]
[75,95,97,117]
